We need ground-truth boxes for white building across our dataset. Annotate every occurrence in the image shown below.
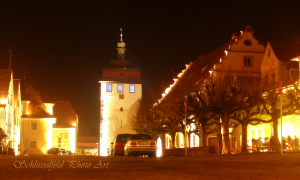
[99,30,142,156]
[0,69,22,154]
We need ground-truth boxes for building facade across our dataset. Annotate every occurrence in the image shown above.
[0,69,22,154]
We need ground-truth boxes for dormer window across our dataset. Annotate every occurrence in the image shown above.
[36,105,41,111]
[244,40,251,46]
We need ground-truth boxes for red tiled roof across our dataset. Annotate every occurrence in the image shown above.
[162,38,237,102]
[100,59,142,83]
[105,60,137,69]
[53,101,77,126]
[269,41,300,62]
[21,85,52,117]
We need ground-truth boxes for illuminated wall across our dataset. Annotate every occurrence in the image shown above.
[52,127,76,153]
[21,118,55,154]
[215,28,265,78]
[100,83,141,156]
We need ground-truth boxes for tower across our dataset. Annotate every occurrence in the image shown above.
[99,29,143,156]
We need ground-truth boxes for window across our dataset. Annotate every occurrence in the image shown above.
[30,141,37,148]
[64,132,69,139]
[268,49,271,57]
[244,40,251,46]
[106,84,112,92]
[244,56,252,67]
[36,105,41,110]
[120,107,123,111]
[58,131,69,139]
[118,85,123,93]
[119,94,124,99]
[129,85,135,93]
[31,122,37,130]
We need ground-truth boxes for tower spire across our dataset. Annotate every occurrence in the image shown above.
[120,28,123,42]
[117,28,126,61]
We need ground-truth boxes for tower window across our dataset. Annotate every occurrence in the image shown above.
[129,85,135,93]
[106,84,112,92]
[118,85,123,93]
[119,94,124,99]
[244,56,252,67]
[120,107,123,111]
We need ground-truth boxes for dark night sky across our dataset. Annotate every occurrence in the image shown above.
[0,0,299,136]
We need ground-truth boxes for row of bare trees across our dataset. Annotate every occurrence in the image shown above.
[132,73,300,154]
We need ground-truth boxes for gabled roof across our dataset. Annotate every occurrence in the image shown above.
[162,38,237,102]
[0,69,12,100]
[269,41,300,62]
[53,101,77,126]
[13,79,20,105]
[104,60,137,69]
[21,85,53,117]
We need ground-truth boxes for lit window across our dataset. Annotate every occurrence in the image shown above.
[106,84,112,92]
[30,141,37,148]
[31,122,37,130]
[64,132,69,140]
[58,131,69,139]
[129,85,135,93]
[118,85,123,93]
[58,132,64,138]
[244,56,252,67]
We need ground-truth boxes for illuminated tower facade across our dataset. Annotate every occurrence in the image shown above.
[99,29,142,156]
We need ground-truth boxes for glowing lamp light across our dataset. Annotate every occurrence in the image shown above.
[225,50,228,56]
[0,99,7,104]
[220,58,222,63]
[72,123,77,127]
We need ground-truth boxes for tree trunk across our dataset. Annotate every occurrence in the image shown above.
[160,133,166,156]
[201,122,207,147]
[170,132,176,149]
[221,114,230,154]
[273,118,280,152]
[241,122,248,153]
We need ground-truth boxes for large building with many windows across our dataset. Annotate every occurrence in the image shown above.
[99,30,142,156]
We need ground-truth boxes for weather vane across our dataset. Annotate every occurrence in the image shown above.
[120,28,123,42]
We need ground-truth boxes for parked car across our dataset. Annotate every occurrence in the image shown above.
[111,134,132,156]
[60,149,67,155]
[7,147,15,155]
[66,150,75,155]
[46,148,61,155]
[124,134,157,157]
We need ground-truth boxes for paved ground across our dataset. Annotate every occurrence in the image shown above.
[0,152,300,179]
